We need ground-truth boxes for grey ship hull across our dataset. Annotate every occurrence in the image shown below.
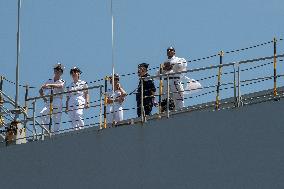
[0,90,284,189]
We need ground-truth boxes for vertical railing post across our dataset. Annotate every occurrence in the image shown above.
[233,63,237,107]
[49,88,54,135]
[166,75,170,118]
[32,99,37,141]
[159,64,163,116]
[273,37,277,97]
[140,77,145,123]
[99,85,103,130]
[215,50,224,110]
[0,76,3,104]
[0,76,3,106]
[103,76,108,129]
[237,63,242,107]
[0,76,4,126]
[24,85,29,129]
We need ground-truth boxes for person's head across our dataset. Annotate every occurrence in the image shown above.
[53,63,64,77]
[166,46,176,58]
[70,67,82,81]
[137,63,149,77]
[109,73,120,84]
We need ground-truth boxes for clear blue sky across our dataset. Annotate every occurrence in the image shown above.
[1,0,284,132]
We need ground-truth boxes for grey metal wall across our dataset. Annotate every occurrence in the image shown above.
[1,99,284,189]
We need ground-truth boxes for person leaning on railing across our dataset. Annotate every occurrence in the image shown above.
[39,63,65,133]
[65,67,90,130]
[136,63,156,117]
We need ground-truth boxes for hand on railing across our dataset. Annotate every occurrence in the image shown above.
[43,97,48,103]
[64,107,68,114]
[84,103,90,109]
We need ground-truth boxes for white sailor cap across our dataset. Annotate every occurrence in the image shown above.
[53,62,65,72]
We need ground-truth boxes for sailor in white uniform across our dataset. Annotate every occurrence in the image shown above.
[160,47,187,110]
[39,63,65,133]
[66,67,90,130]
[106,74,126,126]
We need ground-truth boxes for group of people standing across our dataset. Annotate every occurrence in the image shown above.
[39,46,187,132]
[39,65,90,133]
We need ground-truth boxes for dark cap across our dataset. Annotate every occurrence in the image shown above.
[53,62,65,72]
[70,67,82,74]
[138,63,149,69]
[167,46,175,52]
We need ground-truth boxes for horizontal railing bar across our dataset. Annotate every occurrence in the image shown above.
[26,85,103,101]
[144,53,284,80]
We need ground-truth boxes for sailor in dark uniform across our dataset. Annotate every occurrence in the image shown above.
[136,63,156,117]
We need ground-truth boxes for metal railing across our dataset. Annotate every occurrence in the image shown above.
[24,84,103,140]
[139,52,284,122]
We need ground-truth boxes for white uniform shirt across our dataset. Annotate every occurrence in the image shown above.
[66,80,88,101]
[165,56,187,76]
[43,78,65,99]
[157,56,187,78]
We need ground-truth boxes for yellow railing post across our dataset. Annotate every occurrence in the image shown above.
[273,37,277,97]
[0,76,3,106]
[215,50,224,110]
[103,76,108,129]
[99,85,103,130]
[0,76,4,127]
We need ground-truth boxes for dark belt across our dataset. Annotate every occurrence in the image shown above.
[163,77,180,80]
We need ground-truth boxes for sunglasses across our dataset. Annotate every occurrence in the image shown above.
[167,49,175,52]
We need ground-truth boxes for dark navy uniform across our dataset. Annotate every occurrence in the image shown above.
[136,73,156,117]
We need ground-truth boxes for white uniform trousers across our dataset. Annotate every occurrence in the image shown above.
[107,105,123,125]
[68,96,85,130]
[40,98,63,133]
[162,78,184,110]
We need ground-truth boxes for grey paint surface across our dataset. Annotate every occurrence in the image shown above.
[1,99,284,189]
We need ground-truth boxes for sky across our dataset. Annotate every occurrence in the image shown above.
[0,0,284,134]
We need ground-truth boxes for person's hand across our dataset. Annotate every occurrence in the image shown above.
[116,83,121,90]
[118,96,124,103]
[154,100,158,107]
[85,103,90,109]
[163,62,173,71]
[106,97,112,104]
[43,97,48,103]
[164,61,171,67]
[65,107,68,114]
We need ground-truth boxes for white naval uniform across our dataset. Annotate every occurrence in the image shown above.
[66,80,88,130]
[40,78,65,133]
[106,89,124,124]
[161,56,187,110]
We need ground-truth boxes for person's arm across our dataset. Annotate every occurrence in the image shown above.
[117,83,127,103]
[65,96,69,114]
[84,84,90,109]
[39,86,48,103]
[42,82,64,89]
